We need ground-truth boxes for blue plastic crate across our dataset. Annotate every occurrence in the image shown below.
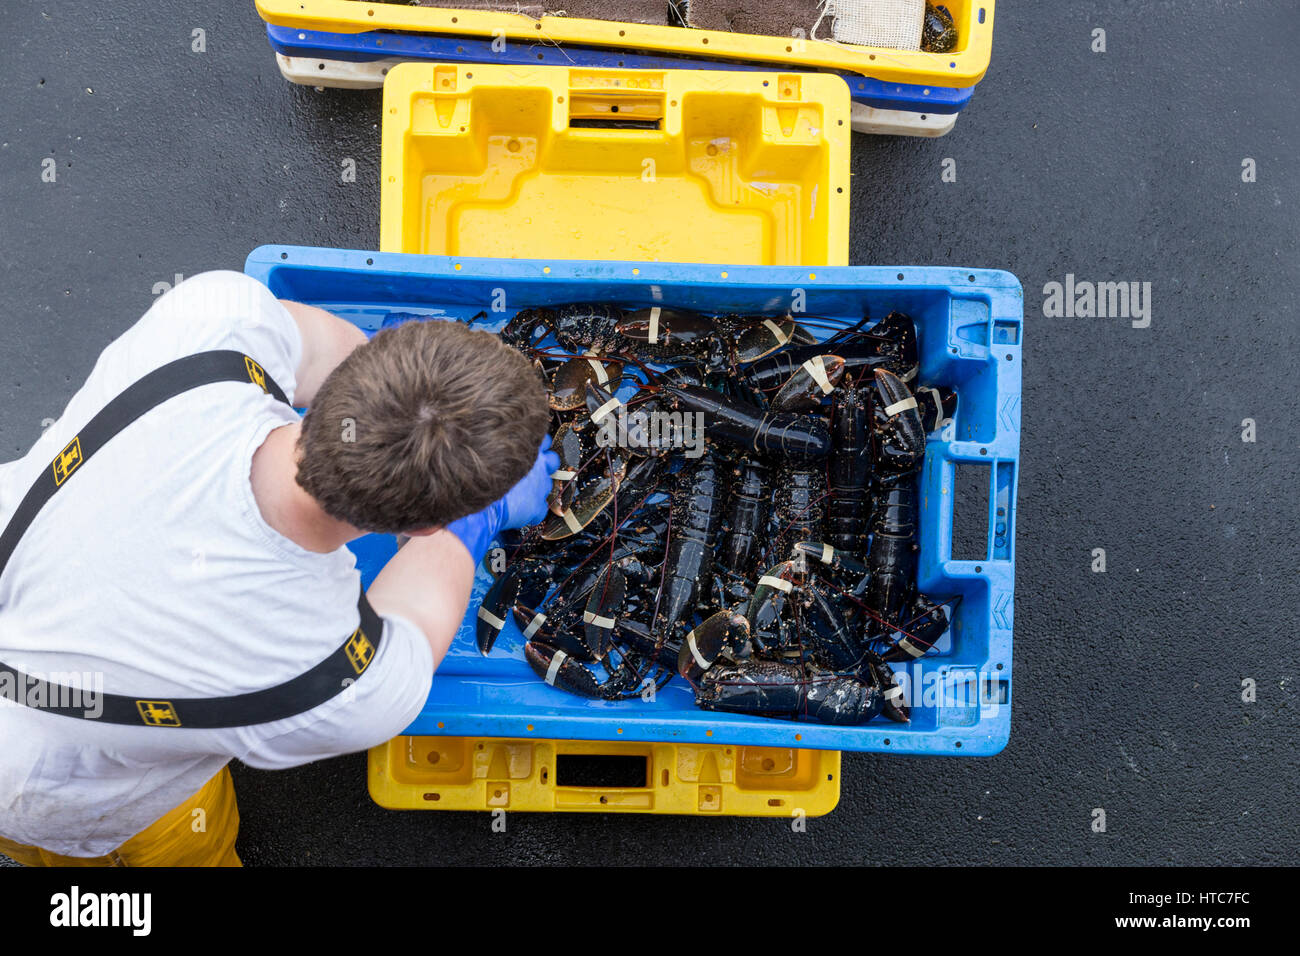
[243,245,1022,755]
[265,24,973,116]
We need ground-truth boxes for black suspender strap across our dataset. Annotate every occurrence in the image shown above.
[0,349,385,728]
[0,351,287,576]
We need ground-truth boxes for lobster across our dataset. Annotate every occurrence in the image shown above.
[863,472,919,631]
[664,384,831,459]
[767,465,827,566]
[825,385,872,556]
[695,660,883,725]
[714,455,770,606]
[648,451,728,654]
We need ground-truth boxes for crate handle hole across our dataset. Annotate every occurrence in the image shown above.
[555,754,648,788]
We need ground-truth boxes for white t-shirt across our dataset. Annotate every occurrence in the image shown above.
[0,271,434,857]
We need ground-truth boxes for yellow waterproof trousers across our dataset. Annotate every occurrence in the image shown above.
[0,766,241,867]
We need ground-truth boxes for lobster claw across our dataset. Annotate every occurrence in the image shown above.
[524,640,638,700]
[770,355,846,412]
[498,306,558,349]
[476,574,518,656]
[870,368,926,472]
[525,641,603,697]
[476,559,553,656]
[745,560,803,656]
[540,441,628,541]
[677,610,751,682]
[735,314,803,363]
[583,563,626,661]
[792,540,869,579]
[915,385,957,433]
[550,355,623,412]
[547,422,586,516]
[868,654,910,723]
[616,307,717,349]
[880,594,950,663]
[871,311,919,379]
[584,380,623,432]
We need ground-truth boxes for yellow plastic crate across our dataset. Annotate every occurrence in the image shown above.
[257,0,994,89]
[371,58,844,817]
[379,62,850,266]
[369,737,840,816]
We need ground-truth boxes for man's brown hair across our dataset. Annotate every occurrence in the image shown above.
[296,320,548,534]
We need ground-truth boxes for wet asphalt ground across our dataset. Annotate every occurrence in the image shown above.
[0,1,1296,864]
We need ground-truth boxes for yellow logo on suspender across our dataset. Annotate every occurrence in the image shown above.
[136,700,182,727]
[51,437,84,486]
[244,356,268,393]
[345,629,375,675]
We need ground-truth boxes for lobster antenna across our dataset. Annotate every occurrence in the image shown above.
[822,309,872,346]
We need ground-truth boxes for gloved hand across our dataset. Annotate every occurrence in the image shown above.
[498,433,562,531]
[445,435,560,564]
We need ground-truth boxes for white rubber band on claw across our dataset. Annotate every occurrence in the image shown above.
[758,574,793,593]
[801,356,834,395]
[883,396,918,417]
[762,318,790,345]
[477,606,506,631]
[561,509,583,533]
[552,469,576,481]
[523,612,548,639]
[686,630,710,670]
[590,396,621,424]
[648,306,661,344]
[901,366,918,383]
[884,684,903,701]
[583,611,616,629]
[901,639,926,658]
[821,543,834,564]
[586,358,610,385]
[544,649,568,686]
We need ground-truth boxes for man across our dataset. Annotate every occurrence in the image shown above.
[0,271,556,865]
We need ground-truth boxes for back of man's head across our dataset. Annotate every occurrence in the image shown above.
[295,320,548,535]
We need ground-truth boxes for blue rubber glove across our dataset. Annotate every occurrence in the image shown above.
[445,435,560,564]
